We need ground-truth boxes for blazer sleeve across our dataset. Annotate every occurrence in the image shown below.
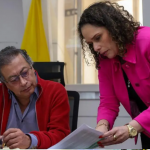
[133,36,150,135]
[97,58,120,129]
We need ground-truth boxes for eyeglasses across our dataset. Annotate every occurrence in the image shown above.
[4,67,32,85]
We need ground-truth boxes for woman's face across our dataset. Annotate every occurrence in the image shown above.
[81,24,119,59]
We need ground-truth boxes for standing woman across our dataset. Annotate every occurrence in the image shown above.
[78,1,150,148]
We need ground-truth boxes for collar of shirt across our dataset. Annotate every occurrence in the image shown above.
[122,43,136,64]
[113,43,137,66]
[111,43,137,73]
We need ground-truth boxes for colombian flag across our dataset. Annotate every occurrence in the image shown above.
[21,0,50,61]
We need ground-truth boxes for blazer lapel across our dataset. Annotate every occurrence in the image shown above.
[112,59,132,116]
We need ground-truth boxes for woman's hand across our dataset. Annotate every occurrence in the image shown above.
[98,126,130,146]
[95,121,109,148]
[96,120,109,133]
[96,124,108,133]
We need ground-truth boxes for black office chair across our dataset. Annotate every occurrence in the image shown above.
[67,91,80,132]
[33,62,80,132]
[33,62,65,86]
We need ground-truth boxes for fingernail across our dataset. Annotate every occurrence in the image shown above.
[97,141,101,144]
[99,135,103,138]
[97,142,104,147]
[98,144,104,148]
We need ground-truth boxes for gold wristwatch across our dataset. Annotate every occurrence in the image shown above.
[126,124,137,138]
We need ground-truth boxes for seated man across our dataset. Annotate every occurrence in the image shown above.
[0,46,70,149]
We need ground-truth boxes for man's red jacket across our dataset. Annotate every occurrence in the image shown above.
[0,73,70,149]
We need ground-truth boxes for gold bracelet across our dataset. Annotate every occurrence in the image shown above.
[96,123,109,130]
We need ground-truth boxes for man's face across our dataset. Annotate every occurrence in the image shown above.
[1,54,37,100]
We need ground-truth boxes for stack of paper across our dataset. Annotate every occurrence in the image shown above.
[49,124,104,149]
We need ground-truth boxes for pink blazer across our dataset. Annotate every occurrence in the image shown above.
[97,26,150,136]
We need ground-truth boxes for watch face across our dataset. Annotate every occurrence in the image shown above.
[131,128,137,136]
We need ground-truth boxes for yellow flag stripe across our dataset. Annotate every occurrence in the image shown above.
[21,0,50,62]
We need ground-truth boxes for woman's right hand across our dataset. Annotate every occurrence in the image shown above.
[96,120,109,133]
[95,125,108,148]
[96,124,108,133]
[95,120,109,148]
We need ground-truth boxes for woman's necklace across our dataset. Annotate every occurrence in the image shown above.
[118,56,131,88]
[128,80,131,88]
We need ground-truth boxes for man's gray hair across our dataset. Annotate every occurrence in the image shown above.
[0,46,33,82]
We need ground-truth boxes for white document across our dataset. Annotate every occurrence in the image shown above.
[49,124,104,149]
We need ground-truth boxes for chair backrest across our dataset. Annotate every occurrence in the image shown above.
[67,91,80,132]
[33,62,65,86]
[33,62,80,132]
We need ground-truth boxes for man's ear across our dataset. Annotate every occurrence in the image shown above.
[0,76,6,84]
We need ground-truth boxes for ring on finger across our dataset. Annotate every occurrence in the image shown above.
[113,134,117,141]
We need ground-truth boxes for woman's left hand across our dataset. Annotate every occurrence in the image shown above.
[100,126,130,146]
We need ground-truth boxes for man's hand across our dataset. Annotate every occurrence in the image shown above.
[3,128,31,149]
[100,126,129,146]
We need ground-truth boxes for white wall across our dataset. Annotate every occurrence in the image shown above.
[0,0,24,50]
[142,0,150,26]
[22,0,31,27]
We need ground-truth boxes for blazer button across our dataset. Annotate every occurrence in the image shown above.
[135,83,139,87]
[125,64,129,68]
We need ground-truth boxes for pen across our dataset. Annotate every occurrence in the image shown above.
[0,136,5,149]
[0,136,3,149]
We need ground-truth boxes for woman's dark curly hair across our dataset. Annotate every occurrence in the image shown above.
[78,1,140,69]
